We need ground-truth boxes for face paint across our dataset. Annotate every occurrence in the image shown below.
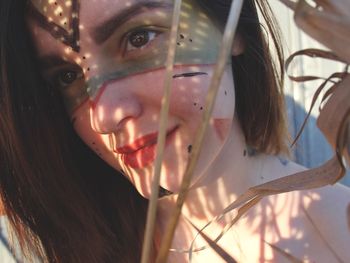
[30,0,224,112]
[29,0,80,52]
[213,119,231,142]
[85,0,223,98]
[29,0,236,198]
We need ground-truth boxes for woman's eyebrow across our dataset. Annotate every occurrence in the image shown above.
[92,1,172,45]
[38,55,70,70]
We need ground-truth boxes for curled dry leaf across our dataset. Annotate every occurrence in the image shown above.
[279,0,350,63]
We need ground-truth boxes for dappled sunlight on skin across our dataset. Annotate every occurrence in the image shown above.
[67,64,235,198]
[157,156,350,262]
[28,0,235,196]
[27,0,350,262]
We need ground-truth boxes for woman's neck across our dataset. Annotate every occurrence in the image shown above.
[156,119,273,243]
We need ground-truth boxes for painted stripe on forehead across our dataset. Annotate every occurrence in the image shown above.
[28,0,80,52]
[86,63,217,99]
[86,61,221,99]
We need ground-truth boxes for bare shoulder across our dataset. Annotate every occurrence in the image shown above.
[257,159,350,262]
[300,184,350,257]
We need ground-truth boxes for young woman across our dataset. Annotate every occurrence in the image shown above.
[1,0,349,262]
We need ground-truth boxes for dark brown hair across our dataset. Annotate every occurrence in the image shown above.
[0,0,288,262]
[0,1,148,262]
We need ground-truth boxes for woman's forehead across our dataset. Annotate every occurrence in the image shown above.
[29,0,172,37]
[28,0,173,57]
[28,0,218,58]
[28,0,180,54]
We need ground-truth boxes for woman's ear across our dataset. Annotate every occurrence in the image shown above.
[232,33,245,56]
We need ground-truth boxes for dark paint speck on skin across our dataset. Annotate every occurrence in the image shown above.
[177,42,181,46]
[243,149,247,156]
[189,39,193,42]
[173,72,207,79]
[180,34,185,39]
[187,144,192,153]
[83,56,86,59]
[30,0,81,52]
[200,107,203,110]
[194,102,197,106]
[225,90,227,95]
[87,67,90,71]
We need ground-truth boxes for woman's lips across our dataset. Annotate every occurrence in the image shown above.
[114,126,179,169]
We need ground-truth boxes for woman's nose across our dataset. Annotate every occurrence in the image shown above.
[90,83,142,134]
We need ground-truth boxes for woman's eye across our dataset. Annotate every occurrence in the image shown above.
[55,70,81,88]
[126,30,157,51]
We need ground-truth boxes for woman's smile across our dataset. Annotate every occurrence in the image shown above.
[114,125,179,169]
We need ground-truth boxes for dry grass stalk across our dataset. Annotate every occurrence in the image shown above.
[150,0,350,261]
[140,1,183,262]
[189,222,237,263]
[155,0,245,262]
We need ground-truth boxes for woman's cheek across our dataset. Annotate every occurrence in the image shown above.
[213,119,232,142]
[71,102,120,167]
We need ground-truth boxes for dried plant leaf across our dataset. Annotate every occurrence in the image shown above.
[165,62,350,262]
[285,49,347,82]
[265,241,304,263]
[184,155,345,256]
[279,0,350,63]
[290,72,343,147]
[317,75,350,163]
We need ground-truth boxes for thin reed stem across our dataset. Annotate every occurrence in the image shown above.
[155,0,245,262]
[140,1,183,263]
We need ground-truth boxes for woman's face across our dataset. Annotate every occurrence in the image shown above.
[29,0,236,198]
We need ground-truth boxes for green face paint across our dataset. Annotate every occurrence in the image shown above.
[85,0,223,97]
[32,0,225,112]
